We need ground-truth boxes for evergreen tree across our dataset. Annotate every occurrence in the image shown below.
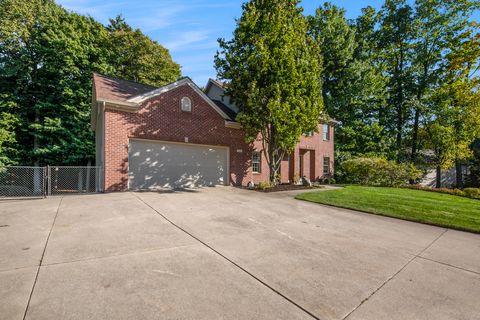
[308,4,391,159]
[0,0,181,166]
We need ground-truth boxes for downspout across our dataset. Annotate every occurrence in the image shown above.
[101,101,106,192]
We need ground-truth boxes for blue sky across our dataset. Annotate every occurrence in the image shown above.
[57,0,477,86]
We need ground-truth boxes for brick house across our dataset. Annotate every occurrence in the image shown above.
[91,73,335,192]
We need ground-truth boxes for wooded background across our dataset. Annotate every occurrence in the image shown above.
[1,0,479,186]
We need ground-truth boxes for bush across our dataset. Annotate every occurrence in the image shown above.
[404,185,480,200]
[256,181,273,190]
[319,177,336,184]
[341,157,422,187]
[463,188,480,199]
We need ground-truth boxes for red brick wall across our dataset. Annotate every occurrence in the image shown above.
[103,83,334,191]
[293,123,335,181]
[103,84,271,191]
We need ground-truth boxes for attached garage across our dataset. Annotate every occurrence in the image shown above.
[128,139,229,190]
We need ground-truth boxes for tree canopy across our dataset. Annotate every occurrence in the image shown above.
[0,0,181,166]
[215,0,323,183]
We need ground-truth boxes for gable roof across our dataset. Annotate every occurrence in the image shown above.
[205,78,226,94]
[93,73,156,103]
[211,99,237,121]
[92,73,231,120]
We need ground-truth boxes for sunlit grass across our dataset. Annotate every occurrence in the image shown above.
[296,186,480,233]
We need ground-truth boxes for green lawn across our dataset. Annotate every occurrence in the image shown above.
[296,186,480,233]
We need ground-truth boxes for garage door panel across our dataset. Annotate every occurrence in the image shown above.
[128,140,228,190]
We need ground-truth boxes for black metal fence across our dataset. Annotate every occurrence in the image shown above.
[0,166,102,199]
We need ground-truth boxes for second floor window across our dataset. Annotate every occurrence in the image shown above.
[322,124,330,141]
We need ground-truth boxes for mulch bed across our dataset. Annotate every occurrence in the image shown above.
[242,184,324,193]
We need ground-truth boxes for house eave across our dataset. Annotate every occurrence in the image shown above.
[98,99,138,112]
[225,121,241,129]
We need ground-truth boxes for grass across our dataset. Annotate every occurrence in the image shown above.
[295,186,480,233]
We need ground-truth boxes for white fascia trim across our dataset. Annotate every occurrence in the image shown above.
[98,99,137,108]
[127,78,230,120]
[225,121,241,129]
[127,78,190,103]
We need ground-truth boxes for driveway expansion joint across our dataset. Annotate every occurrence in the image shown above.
[41,243,200,267]
[133,193,322,320]
[342,228,449,320]
[22,197,63,320]
[415,255,480,276]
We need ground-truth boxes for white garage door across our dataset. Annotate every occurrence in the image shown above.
[128,139,228,190]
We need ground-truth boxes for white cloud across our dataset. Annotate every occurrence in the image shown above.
[165,30,210,51]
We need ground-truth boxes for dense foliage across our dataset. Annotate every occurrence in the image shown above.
[215,0,323,184]
[0,0,180,166]
[218,0,479,186]
[340,157,422,186]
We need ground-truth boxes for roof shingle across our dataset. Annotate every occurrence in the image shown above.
[93,73,157,103]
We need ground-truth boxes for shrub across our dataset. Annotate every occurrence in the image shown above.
[256,181,273,190]
[319,177,336,184]
[463,188,480,199]
[403,185,480,200]
[341,157,422,187]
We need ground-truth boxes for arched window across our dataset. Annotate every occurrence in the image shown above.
[181,97,191,112]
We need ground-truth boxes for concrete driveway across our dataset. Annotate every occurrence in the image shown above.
[1,187,479,320]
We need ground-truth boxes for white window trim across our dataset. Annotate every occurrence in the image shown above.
[181,96,192,112]
[322,124,330,141]
[323,157,330,175]
[252,151,261,174]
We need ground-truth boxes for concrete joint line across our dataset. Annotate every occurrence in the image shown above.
[22,197,63,320]
[133,194,322,320]
[342,229,449,320]
[42,243,199,268]
[415,255,480,276]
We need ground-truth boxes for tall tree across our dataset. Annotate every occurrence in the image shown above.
[106,16,180,87]
[467,139,480,187]
[308,4,390,159]
[215,0,323,184]
[410,0,479,164]
[0,0,108,166]
[0,1,181,166]
[443,23,480,187]
[377,0,415,161]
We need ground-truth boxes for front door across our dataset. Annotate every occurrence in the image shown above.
[299,153,304,177]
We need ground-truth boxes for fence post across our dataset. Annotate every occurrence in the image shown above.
[43,167,47,198]
[47,165,51,196]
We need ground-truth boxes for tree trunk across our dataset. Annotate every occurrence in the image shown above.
[269,159,280,185]
[411,107,420,163]
[409,107,420,184]
[455,160,463,189]
[396,104,403,162]
[435,165,441,188]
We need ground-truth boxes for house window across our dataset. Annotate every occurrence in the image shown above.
[252,151,261,173]
[322,124,330,141]
[323,157,330,175]
[304,130,314,137]
[181,97,191,112]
